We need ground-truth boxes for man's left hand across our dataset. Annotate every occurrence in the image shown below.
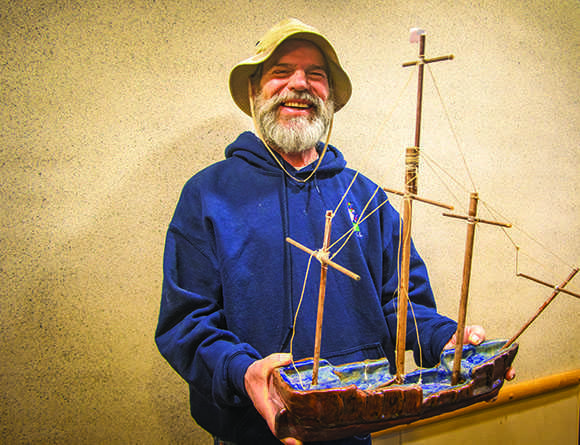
[444,325,516,381]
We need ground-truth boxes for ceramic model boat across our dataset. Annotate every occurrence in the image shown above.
[268,33,519,442]
[272,340,518,441]
[268,29,576,442]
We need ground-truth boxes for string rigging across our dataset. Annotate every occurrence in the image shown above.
[274,29,576,387]
[404,47,578,282]
[425,63,478,193]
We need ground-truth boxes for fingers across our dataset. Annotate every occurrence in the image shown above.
[281,437,303,445]
[443,332,457,350]
[444,325,487,349]
[264,353,293,369]
[465,325,486,345]
[246,353,292,387]
[450,327,515,382]
[505,366,516,381]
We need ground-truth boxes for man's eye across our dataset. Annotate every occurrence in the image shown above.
[309,71,327,79]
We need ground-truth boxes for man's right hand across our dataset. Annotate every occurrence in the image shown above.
[244,353,303,445]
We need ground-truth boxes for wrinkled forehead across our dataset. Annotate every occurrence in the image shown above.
[262,38,328,73]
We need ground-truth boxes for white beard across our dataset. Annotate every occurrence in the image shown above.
[254,90,334,154]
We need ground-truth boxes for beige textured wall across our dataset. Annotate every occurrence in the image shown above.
[1,1,578,443]
[374,384,580,444]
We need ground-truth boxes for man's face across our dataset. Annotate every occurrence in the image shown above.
[253,39,334,154]
[259,39,330,122]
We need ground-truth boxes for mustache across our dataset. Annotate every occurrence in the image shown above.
[261,90,324,115]
[254,88,333,155]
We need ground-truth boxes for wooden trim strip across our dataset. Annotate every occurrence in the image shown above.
[373,369,580,437]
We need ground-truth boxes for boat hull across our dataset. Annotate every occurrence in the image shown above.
[272,340,518,441]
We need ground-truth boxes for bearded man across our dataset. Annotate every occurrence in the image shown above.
[155,19,498,445]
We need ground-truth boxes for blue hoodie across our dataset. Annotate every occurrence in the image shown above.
[155,132,457,444]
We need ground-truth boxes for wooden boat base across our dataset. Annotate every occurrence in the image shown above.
[271,340,518,442]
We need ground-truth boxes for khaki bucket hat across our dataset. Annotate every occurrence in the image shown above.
[229,18,352,116]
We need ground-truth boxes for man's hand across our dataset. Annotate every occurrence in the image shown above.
[244,353,303,445]
[444,324,486,350]
[444,325,516,381]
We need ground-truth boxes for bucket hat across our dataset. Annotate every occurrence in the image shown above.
[229,18,352,116]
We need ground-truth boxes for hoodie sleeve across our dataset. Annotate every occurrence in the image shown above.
[380,208,457,368]
[155,187,262,408]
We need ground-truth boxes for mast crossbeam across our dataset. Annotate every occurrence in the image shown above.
[402,54,454,68]
[517,272,580,299]
[442,212,511,228]
[383,187,454,210]
[285,237,361,281]
[503,268,579,350]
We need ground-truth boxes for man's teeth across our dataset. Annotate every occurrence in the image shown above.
[284,101,310,109]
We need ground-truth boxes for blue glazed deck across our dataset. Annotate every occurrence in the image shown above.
[279,340,508,397]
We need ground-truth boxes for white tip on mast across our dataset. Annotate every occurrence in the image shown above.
[409,28,425,43]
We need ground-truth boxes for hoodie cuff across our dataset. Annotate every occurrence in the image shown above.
[227,351,258,400]
[434,322,458,359]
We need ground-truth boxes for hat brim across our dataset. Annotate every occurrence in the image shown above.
[229,31,352,116]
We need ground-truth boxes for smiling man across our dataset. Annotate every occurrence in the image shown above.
[252,38,334,168]
[155,19,500,445]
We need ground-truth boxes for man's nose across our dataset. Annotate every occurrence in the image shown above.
[287,70,308,90]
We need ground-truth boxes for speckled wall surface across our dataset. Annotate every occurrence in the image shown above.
[1,1,578,443]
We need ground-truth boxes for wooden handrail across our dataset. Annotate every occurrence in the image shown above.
[374,369,580,437]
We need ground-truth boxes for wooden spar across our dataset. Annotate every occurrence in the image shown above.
[395,33,425,383]
[443,194,511,385]
[383,187,454,210]
[402,54,454,67]
[451,192,479,385]
[442,213,512,228]
[395,148,418,382]
[503,268,579,350]
[285,221,360,386]
[516,272,580,299]
[312,211,334,386]
[396,31,453,382]
[285,237,361,281]
[413,34,426,149]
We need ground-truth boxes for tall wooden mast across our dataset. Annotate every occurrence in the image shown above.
[396,29,453,382]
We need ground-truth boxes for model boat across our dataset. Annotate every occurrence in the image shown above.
[272,340,518,441]
[268,29,577,442]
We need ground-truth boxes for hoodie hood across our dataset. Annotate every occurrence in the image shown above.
[224,131,347,180]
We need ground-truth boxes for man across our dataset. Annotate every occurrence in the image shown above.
[155,19,508,445]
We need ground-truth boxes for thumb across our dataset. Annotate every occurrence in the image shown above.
[266,353,293,367]
[466,325,486,345]
[281,437,303,445]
